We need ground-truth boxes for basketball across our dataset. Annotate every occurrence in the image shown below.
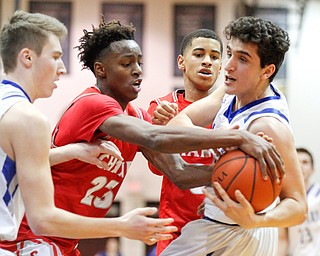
[212,149,282,212]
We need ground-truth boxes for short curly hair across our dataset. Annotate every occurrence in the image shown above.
[76,16,136,73]
[224,16,290,82]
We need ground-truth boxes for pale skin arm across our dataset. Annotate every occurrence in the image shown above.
[49,140,123,169]
[277,228,289,256]
[204,117,307,228]
[1,102,176,244]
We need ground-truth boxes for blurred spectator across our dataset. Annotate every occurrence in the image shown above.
[94,238,122,256]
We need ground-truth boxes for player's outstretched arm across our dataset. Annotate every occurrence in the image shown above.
[141,147,213,189]
[7,103,175,242]
[50,140,123,168]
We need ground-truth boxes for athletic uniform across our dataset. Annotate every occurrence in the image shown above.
[148,90,215,255]
[0,86,151,255]
[161,84,291,256]
[287,183,320,256]
[0,80,31,255]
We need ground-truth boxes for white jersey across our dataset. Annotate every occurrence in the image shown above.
[288,183,320,256]
[0,80,29,241]
[161,84,290,256]
[205,84,292,224]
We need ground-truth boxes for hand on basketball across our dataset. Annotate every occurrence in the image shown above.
[203,184,257,229]
[119,207,178,245]
[152,101,178,125]
[237,130,284,183]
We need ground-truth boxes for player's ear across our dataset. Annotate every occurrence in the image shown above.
[261,64,276,80]
[19,48,33,68]
[177,55,185,71]
[95,62,106,78]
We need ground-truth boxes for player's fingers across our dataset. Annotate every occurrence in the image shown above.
[212,182,233,203]
[100,141,123,160]
[203,186,226,210]
[266,144,284,183]
[136,207,158,217]
[257,157,268,180]
[234,190,251,209]
[148,217,176,228]
[152,111,170,125]
[159,101,177,115]
[144,237,157,245]
[155,103,176,117]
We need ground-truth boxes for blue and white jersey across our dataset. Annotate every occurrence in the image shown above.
[204,84,292,224]
[288,183,320,256]
[0,80,30,241]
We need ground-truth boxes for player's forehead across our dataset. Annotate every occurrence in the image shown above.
[188,37,221,54]
[41,33,63,56]
[108,40,142,57]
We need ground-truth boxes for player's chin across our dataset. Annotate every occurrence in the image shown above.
[42,89,55,98]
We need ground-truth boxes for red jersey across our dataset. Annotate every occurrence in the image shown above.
[0,86,151,255]
[148,90,214,255]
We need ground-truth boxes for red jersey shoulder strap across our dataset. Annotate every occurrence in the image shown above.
[154,89,185,105]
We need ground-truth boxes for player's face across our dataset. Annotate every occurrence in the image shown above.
[32,33,66,100]
[298,151,314,187]
[100,40,143,108]
[178,37,222,92]
[224,38,270,104]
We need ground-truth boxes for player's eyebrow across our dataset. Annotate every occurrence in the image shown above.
[226,45,252,59]
[192,47,221,55]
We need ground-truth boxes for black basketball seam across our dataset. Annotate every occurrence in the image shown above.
[225,157,248,191]
[250,157,256,203]
[213,156,247,172]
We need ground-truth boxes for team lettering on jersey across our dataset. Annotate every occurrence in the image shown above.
[181,149,215,158]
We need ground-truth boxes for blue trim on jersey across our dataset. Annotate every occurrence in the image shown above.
[223,84,285,124]
[2,156,17,206]
[244,108,289,124]
[2,79,31,102]
[308,184,320,197]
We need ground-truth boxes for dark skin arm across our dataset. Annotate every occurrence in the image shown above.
[99,113,284,185]
[140,148,213,190]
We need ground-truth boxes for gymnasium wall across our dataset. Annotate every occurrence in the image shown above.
[1,0,319,255]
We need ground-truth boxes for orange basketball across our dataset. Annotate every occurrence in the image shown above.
[212,149,282,212]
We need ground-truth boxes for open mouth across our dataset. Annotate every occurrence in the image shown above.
[199,68,212,76]
[225,75,236,82]
[132,79,142,92]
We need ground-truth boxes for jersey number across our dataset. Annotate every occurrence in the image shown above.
[80,176,119,209]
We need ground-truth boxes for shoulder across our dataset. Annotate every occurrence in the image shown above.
[150,90,185,104]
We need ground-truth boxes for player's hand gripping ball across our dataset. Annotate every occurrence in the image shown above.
[212,149,282,212]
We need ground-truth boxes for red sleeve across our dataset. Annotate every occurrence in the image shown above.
[54,94,123,145]
[147,100,159,123]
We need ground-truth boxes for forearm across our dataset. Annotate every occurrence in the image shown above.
[142,148,213,189]
[27,207,123,238]
[148,126,244,153]
[253,198,306,228]
[49,144,78,166]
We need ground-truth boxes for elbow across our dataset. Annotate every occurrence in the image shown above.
[26,213,55,236]
[292,199,308,225]
[29,220,50,236]
[298,202,308,224]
